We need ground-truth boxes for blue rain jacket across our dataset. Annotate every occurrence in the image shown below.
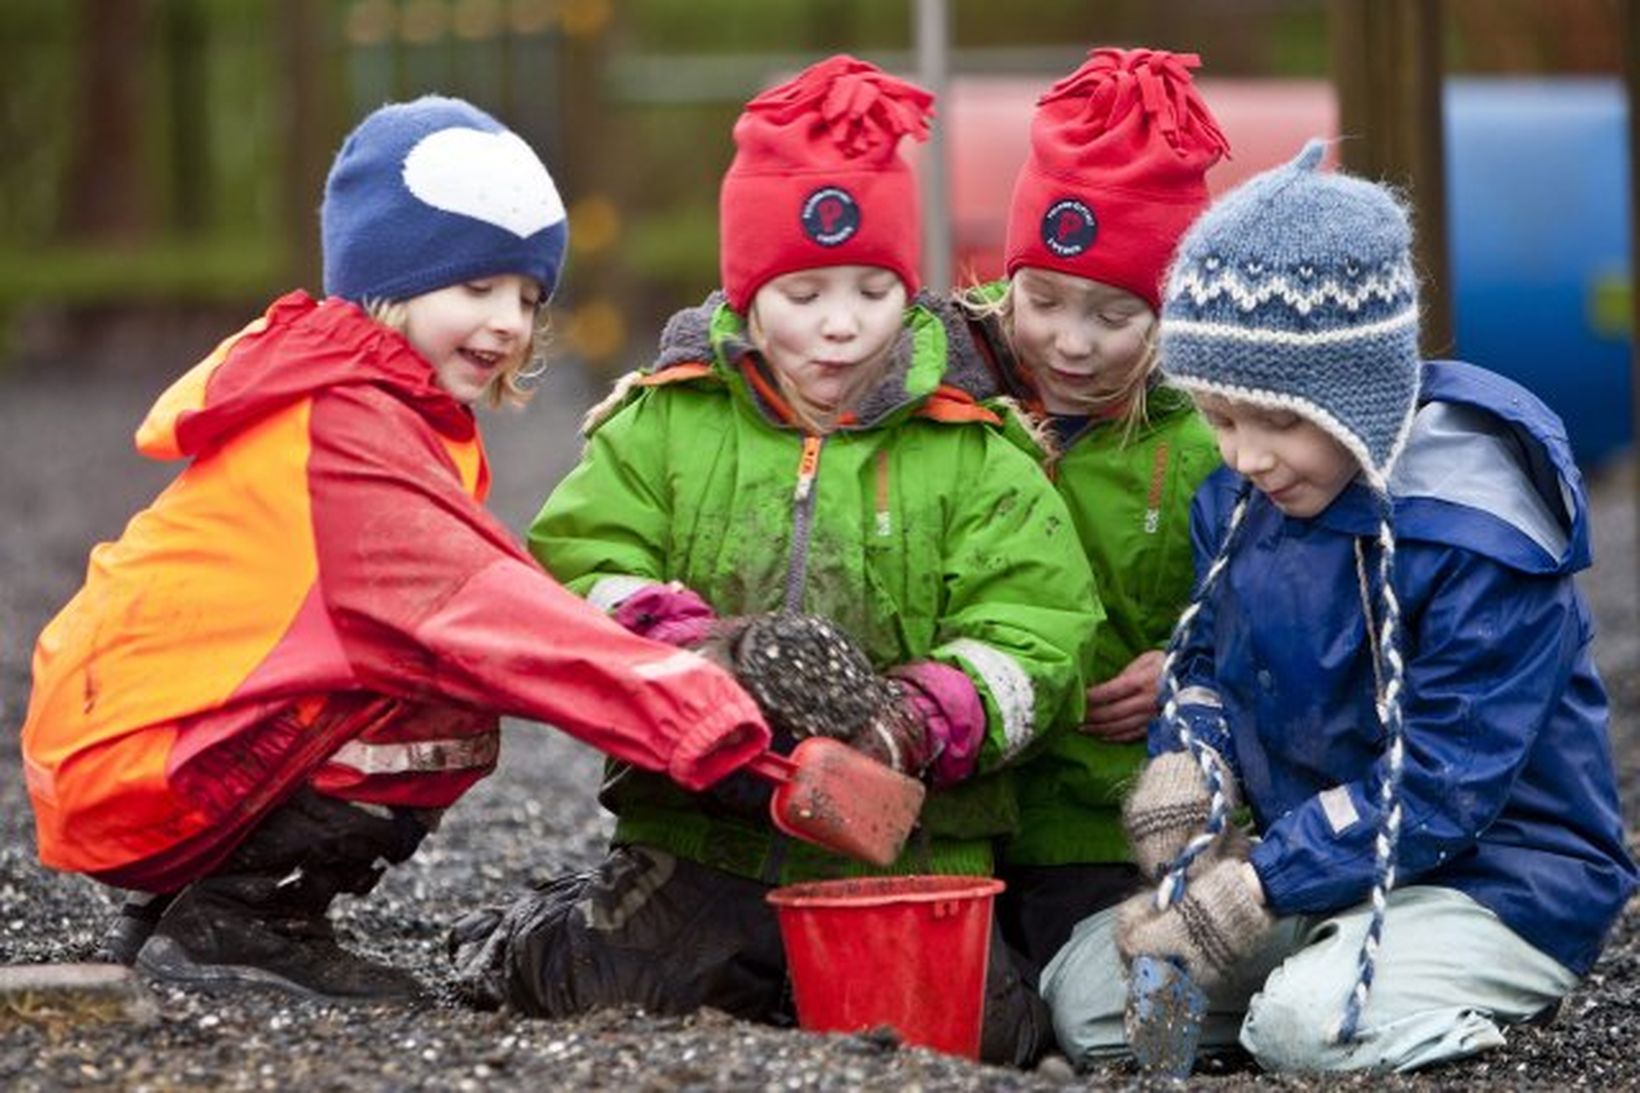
[1156,360,1637,976]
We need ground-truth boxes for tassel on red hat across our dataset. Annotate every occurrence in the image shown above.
[720,55,934,311]
[1004,48,1230,309]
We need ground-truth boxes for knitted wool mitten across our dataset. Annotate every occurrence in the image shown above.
[711,614,891,741]
[1122,750,1240,880]
[844,680,937,777]
[1114,857,1274,990]
[883,661,985,786]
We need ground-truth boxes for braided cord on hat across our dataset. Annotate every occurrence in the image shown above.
[1335,501,1407,1043]
[1153,480,1252,911]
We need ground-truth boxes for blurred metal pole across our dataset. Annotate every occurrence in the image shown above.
[914,0,951,293]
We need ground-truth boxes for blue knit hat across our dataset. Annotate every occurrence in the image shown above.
[1160,141,1420,489]
[321,95,567,305]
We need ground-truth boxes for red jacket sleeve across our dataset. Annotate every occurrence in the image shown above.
[304,385,769,790]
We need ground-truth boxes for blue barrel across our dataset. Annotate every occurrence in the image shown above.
[1446,78,1631,468]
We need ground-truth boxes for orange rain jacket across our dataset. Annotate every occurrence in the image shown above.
[21,292,769,890]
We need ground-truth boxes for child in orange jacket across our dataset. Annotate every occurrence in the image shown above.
[20,96,771,1003]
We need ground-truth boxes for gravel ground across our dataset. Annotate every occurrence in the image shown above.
[1,344,1636,1090]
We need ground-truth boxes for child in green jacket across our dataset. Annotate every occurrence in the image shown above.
[957,48,1229,975]
[449,55,1099,1067]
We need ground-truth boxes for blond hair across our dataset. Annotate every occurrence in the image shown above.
[363,298,551,409]
[959,273,1157,443]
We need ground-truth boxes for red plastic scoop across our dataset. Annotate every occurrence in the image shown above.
[744,736,926,867]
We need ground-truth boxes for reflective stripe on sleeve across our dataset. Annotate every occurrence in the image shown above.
[937,637,1036,758]
[325,733,500,776]
[587,575,659,612]
[631,649,707,681]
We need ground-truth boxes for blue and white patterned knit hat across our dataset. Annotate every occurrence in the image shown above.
[1160,140,1421,489]
[322,95,568,305]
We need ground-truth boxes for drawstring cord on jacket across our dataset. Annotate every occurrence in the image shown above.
[1336,503,1408,1044]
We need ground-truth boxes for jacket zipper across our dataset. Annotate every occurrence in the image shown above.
[783,434,824,612]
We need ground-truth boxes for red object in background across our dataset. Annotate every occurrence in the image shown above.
[928,78,1338,286]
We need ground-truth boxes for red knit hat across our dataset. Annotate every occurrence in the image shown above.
[720,55,934,312]
[1004,48,1230,310]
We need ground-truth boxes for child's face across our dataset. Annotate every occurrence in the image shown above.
[748,266,907,417]
[402,275,542,404]
[1009,267,1155,415]
[1194,393,1361,518]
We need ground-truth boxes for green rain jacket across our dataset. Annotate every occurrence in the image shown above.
[961,293,1221,865]
[529,292,1100,884]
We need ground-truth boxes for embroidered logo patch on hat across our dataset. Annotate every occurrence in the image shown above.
[1041,198,1097,258]
[801,186,861,247]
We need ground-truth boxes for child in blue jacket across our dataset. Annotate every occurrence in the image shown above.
[1041,142,1637,1074]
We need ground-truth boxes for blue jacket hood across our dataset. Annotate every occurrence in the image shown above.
[1314,360,1590,575]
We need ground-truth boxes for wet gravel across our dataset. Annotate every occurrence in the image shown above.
[2,348,1636,1090]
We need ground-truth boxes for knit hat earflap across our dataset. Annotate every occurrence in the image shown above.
[720,55,934,312]
[1004,48,1229,310]
[322,95,568,305]
[1160,140,1421,490]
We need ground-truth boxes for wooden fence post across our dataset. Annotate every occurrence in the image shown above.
[1329,0,1452,357]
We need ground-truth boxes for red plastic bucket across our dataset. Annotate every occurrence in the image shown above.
[767,874,1004,1059]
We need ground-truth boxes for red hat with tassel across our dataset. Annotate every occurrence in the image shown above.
[720,55,934,312]
[1004,48,1230,309]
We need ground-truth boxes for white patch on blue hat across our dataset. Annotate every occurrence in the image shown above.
[402,127,566,239]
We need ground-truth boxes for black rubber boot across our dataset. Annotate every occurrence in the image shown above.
[96,891,176,966]
[135,790,432,1003]
[136,880,423,1002]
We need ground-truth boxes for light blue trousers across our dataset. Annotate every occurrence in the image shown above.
[1040,885,1580,1073]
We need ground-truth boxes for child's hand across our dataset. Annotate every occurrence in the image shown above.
[714,613,883,741]
[1115,856,1274,990]
[1123,749,1241,880]
[847,690,937,779]
[876,661,985,787]
[1080,649,1164,742]
[612,582,716,648]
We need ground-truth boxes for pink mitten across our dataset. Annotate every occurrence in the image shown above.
[888,661,985,787]
[612,583,716,648]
